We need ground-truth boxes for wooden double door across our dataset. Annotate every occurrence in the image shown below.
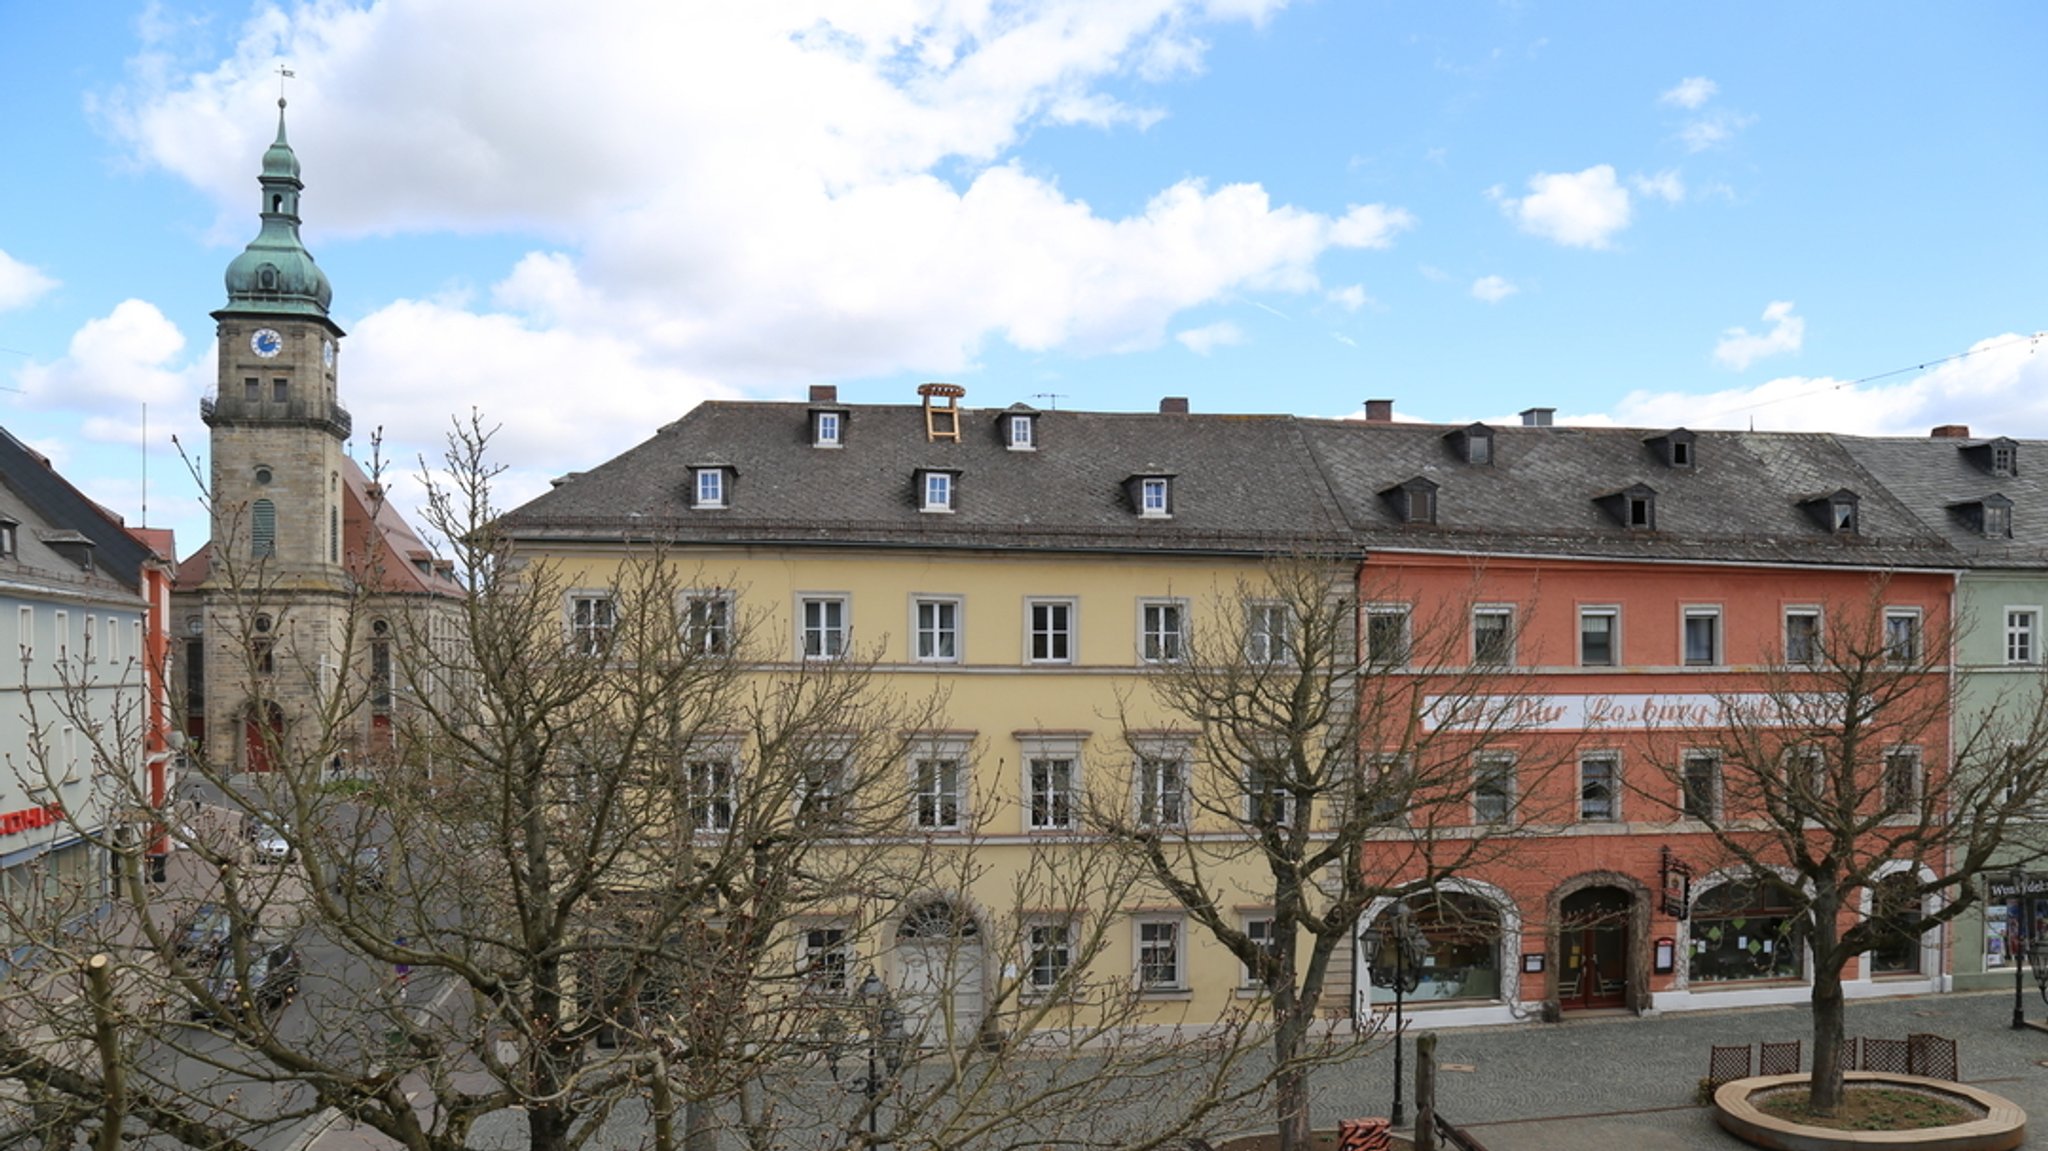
[1559,886,1631,1011]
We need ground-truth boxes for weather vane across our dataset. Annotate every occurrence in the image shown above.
[276,64,296,99]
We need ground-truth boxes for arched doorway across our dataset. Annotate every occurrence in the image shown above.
[1558,885,1632,1010]
[894,898,984,1046]
[242,702,285,773]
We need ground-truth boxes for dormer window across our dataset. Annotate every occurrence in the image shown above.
[1000,406,1040,451]
[1648,428,1697,469]
[1993,441,2018,476]
[1123,473,1176,518]
[1952,494,2013,539]
[812,409,844,448]
[0,519,14,557]
[1446,424,1495,466]
[1598,484,1658,531]
[1381,476,1439,525]
[1139,477,1171,518]
[918,469,958,513]
[688,466,734,509]
[1803,489,1861,535]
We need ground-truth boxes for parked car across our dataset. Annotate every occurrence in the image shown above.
[172,902,232,958]
[245,812,295,865]
[335,845,386,891]
[191,941,301,1022]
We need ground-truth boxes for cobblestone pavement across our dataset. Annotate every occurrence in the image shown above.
[294,989,2048,1151]
[1310,989,2048,1150]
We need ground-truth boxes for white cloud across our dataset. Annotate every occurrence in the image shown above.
[1615,332,2048,435]
[1175,321,1245,355]
[1470,275,1517,303]
[1631,169,1686,204]
[95,0,1395,433]
[1491,165,1632,249]
[13,301,210,444]
[0,250,57,312]
[1327,284,1371,310]
[1679,110,1755,152]
[1659,77,1718,110]
[1714,301,1805,370]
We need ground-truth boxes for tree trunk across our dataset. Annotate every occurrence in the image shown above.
[1808,899,1846,1116]
[685,1098,717,1151]
[1272,1002,1312,1151]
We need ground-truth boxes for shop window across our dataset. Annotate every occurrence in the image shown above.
[1688,881,1803,984]
[1367,892,1501,1004]
[1869,873,1927,976]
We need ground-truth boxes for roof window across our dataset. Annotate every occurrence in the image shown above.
[1446,423,1495,466]
[1646,428,1697,469]
[688,465,733,509]
[917,468,959,513]
[810,408,847,448]
[1381,476,1439,525]
[1802,489,1861,535]
[1951,494,2013,539]
[1962,437,2021,477]
[1124,474,1176,519]
[1001,406,1040,451]
[1597,483,1658,531]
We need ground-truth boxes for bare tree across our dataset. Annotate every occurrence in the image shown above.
[1639,584,2048,1114]
[1095,555,1571,1151]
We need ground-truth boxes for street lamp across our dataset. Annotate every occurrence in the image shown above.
[1361,902,1429,1127]
[2013,868,2030,1031]
[827,970,909,1143]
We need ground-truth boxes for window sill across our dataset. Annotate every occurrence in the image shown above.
[1138,987,1192,1001]
[919,507,955,515]
[1685,977,1805,992]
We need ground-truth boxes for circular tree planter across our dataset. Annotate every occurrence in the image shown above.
[1714,1072,2024,1151]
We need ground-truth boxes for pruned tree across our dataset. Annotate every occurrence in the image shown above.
[1095,555,1572,1151]
[1639,583,2048,1114]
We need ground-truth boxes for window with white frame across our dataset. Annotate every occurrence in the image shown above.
[800,925,850,995]
[570,595,615,656]
[1028,757,1076,830]
[814,411,842,446]
[1139,599,1186,663]
[1473,606,1514,666]
[1026,920,1072,991]
[1241,913,1277,989]
[1785,608,1821,665]
[1787,746,1826,803]
[1246,602,1292,665]
[914,598,960,662]
[1366,605,1411,667]
[1579,752,1618,822]
[1139,477,1171,518]
[17,606,32,659]
[1472,751,1515,823]
[1579,607,1618,667]
[913,757,963,831]
[1682,750,1721,820]
[1883,747,1923,812]
[800,596,848,659]
[1008,414,1034,450]
[795,755,847,826]
[2007,609,2038,665]
[1136,918,1184,991]
[1364,753,1411,824]
[1137,755,1187,827]
[54,611,67,663]
[1682,606,1721,666]
[694,468,726,508]
[82,616,94,664]
[921,471,954,512]
[685,593,731,655]
[1027,599,1075,664]
[1245,755,1296,826]
[1884,609,1921,664]
[686,755,736,832]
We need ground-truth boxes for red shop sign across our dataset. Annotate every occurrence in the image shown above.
[0,803,64,837]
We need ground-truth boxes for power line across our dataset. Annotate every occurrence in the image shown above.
[1705,330,2044,423]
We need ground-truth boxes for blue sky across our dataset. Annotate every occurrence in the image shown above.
[1,1,2043,557]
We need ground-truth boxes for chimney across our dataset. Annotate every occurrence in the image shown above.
[1520,407,1555,427]
[1159,397,1189,414]
[1930,424,1971,439]
[1364,399,1394,423]
[809,385,838,404]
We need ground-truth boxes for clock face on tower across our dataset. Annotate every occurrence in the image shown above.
[322,339,335,368]
[251,329,284,358]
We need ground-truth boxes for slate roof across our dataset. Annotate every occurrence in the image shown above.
[0,427,159,592]
[1300,421,1964,568]
[496,398,1978,570]
[1836,434,2048,567]
[500,402,1354,555]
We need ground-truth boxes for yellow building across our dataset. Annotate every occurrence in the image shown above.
[497,386,1359,1037]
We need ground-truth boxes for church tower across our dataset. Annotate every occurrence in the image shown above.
[203,98,350,582]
